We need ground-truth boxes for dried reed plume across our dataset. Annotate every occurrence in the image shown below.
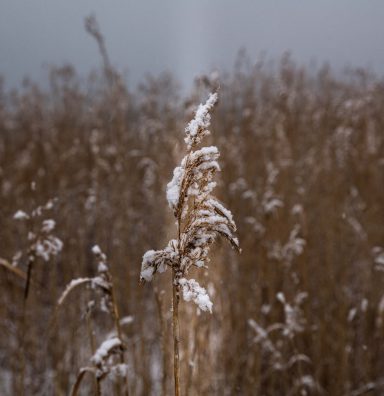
[56,245,129,396]
[140,92,240,395]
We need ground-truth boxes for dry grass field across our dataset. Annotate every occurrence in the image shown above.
[0,44,384,395]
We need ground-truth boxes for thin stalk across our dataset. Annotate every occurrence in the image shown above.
[86,310,101,396]
[109,274,130,396]
[172,267,181,396]
[19,254,35,395]
[154,288,167,396]
[24,255,34,301]
[19,297,27,395]
[171,218,183,396]
[70,368,99,396]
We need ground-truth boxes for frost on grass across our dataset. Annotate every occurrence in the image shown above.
[372,246,384,271]
[140,241,177,282]
[92,244,108,272]
[120,316,134,326]
[277,291,307,338]
[57,245,112,309]
[56,244,129,388]
[141,92,240,313]
[166,146,220,214]
[35,236,63,262]
[13,210,29,220]
[13,199,63,263]
[184,92,218,150]
[41,219,56,233]
[91,337,122,367]
[248,292,316,389]
[248,318,282,360]
[57,277,92,306]
[268,225,306,266]
[90,337,127,380]
[179,278,213,312]
[109,364,129,382]
[166,166,184,210]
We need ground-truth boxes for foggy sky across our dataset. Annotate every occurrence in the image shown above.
[1,0,384,89]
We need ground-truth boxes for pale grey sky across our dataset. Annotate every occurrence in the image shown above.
[1,0,383,88]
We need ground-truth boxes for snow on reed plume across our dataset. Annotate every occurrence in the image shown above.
[56,245,130,395]
[13,198,63,299]
[140,92,240,311]
[140,92,240,396]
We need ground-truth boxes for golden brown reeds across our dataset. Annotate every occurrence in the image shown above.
[0,51,384,395]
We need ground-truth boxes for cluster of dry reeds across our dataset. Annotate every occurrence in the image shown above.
[0,45,384,395]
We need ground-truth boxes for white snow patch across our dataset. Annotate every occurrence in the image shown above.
[179,278,213,313]
[14,210,29,220]
[91,337,122,366]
